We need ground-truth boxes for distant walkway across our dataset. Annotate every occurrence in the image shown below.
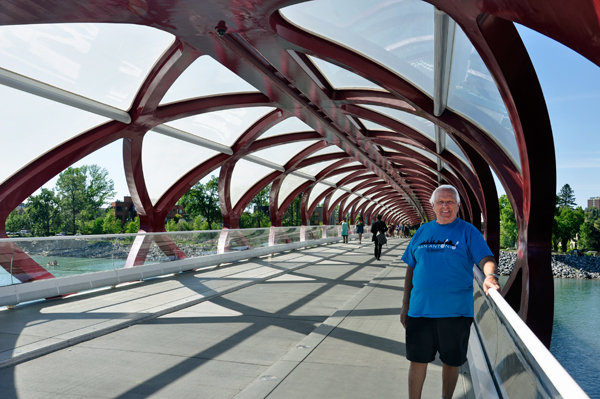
[0,240,474,398]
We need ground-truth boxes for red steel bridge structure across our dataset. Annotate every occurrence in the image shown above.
[1,0,599,348]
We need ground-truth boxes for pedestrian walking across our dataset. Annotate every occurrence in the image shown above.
[370,214,387,260]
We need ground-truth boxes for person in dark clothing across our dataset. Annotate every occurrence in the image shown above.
[370,214,388,260]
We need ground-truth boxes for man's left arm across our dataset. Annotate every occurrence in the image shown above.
[479,255,500,295]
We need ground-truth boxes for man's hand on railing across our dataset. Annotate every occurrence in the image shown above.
[483,274,500,295]
[479,255,501,296]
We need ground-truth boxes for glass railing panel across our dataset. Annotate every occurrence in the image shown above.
[0,266,14,287]
[0,227,348,287]
[168,231,221,258]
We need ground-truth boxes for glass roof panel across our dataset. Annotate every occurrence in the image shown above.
[230,159,275,208]
[360,104,435,142]
[344,193,359,207]
[297,159,340,177]
[308,182,333,207]
[143,131,218,205]
[355,186,375,196]
[259,116,315,139]
[380,145,401,153]
[0,23,174,110]
[160,55,259,105]
[360,119,395,132]
[400,143,437,163]
[308,55,385,90]
[339,180,362,191]
[447,24,520,169]
[251,140,319,166]
[323,170,354,184]
[165,107,275,147]
[0,84,109,186]
[329,188,350,207]
[281,0,435,96]
[307,145,346,158]
[278,174,310,207]
[445,135,473,171]
[344,161,364,168]
[355,197,368,211]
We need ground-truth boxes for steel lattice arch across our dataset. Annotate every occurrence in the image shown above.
[1,0,599,346]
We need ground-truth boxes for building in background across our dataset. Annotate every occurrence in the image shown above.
[588,197,600,210]
[111,196,184,225]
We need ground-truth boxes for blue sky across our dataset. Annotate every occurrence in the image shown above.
[37,22,600,210]
[514,24,600,208]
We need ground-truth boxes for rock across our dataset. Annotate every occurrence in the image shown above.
[499,250,600,279]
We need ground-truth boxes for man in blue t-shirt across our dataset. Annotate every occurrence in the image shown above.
[400,185,500,399]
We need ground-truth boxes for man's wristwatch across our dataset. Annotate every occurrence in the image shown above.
[486,273,499,279]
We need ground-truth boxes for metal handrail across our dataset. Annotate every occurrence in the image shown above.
[0,225,351,243]
[473,266,589,398]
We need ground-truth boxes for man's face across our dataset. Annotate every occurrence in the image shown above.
[433,189,459,225]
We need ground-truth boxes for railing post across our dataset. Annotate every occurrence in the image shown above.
[217,229,230,254]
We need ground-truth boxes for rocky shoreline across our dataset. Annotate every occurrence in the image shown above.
[16,239,219,262]
[499,251,600,279]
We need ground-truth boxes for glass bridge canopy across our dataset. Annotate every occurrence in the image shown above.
[0,0,567,230]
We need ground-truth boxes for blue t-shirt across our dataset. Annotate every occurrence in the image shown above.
[401,218,493,318]
[341,222,349,235]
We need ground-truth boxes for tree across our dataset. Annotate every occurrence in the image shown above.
[124,216,140,234]
[56,167,87,234]
[178,176,221,230]
[5,208,30,234]
[26,189,61,236]
[555,206,585,251]
[498,195,518,248]
[102,209,122,234]
[579,214,600,251]
[283,192,302,226]
[82,217,104,235]
[56,165,115,234]
[240,184,271,228]
[84,164,116,216]
[557,184,577,209]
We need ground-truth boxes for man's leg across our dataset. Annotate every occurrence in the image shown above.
[408,361,428,399]
[441,363,460,399]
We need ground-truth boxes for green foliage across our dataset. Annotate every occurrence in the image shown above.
[56,165,115,234]
[192,216,209,230]
[26,188,61,236]
[554,206,585,252]
[241,184,271,228]
[165,218,178,232]
[5,208,31,234]
[557,184,577,209]
[178,176,221,229]
[102,209,122,234]
[499,195,518,248]
[82,217,104,235]
[579,215,600,251]
[282,191,302,226]
[124,216,140,234]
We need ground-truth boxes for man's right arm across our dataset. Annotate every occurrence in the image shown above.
[400,266,414,328]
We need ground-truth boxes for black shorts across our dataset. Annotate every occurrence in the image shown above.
[405,316,473,367]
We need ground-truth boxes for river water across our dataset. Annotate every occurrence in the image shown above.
[550,278,600,398]
[1,257,599,397]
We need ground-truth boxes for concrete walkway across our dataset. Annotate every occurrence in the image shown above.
[0,240,474,398]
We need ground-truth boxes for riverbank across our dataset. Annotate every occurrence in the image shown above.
[15,239,219,262]
[499,251,600,279]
